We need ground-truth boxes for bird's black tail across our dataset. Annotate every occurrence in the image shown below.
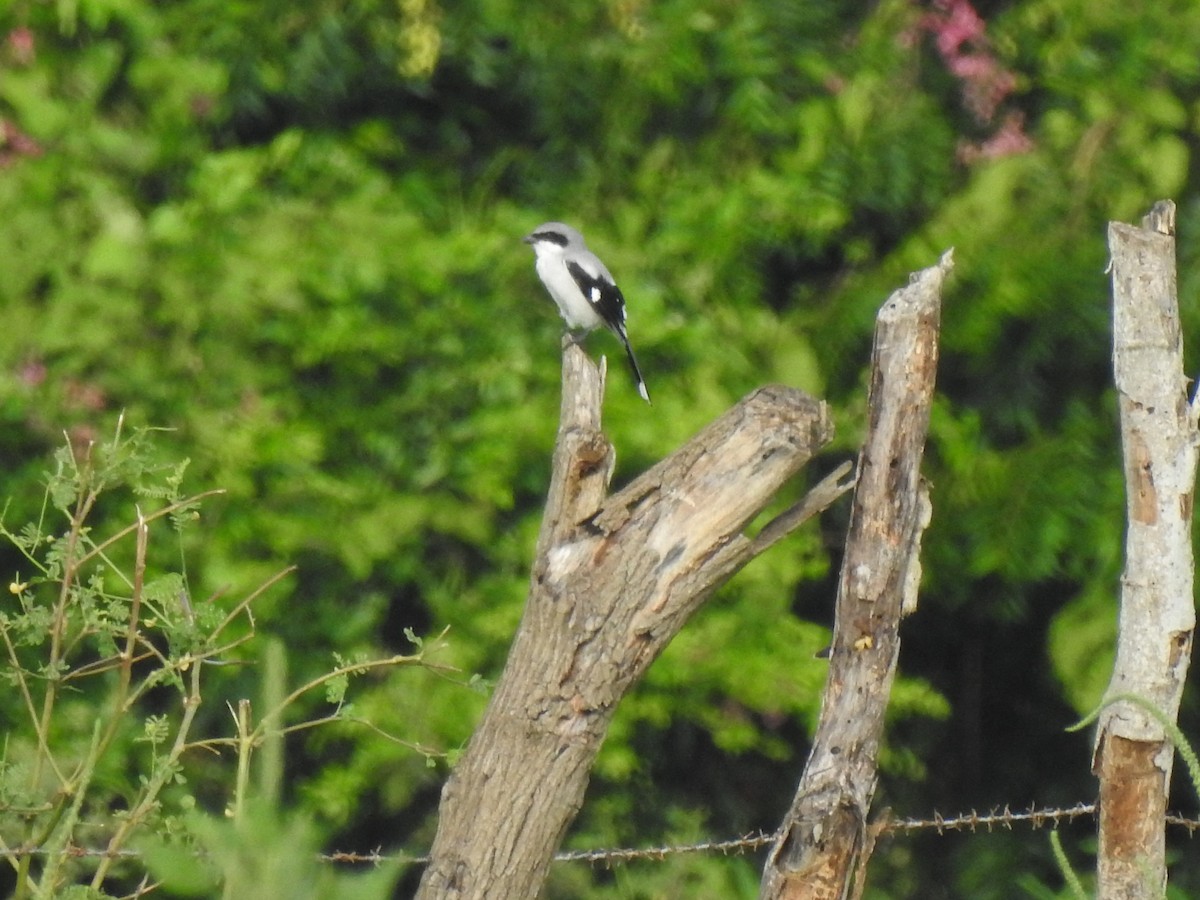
[618,333,651,404]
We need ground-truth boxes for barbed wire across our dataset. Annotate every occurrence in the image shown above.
[4,804,1198,869]
[884,802,1099,834]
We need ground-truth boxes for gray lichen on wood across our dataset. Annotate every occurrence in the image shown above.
[1094,200,1196,900]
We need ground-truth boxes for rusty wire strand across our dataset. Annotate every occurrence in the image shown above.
[4,805,1198,868]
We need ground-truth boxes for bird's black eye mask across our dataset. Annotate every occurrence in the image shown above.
[532,230,570,247]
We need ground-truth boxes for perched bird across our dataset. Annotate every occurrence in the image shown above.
[523,222,651,403]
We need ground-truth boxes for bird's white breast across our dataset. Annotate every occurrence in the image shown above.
[535,253,604,331]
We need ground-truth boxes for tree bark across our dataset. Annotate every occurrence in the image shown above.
[1094,200,1196,899]
[416,338,848,899]
[760,251,950,900]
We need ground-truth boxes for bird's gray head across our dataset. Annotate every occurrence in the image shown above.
[523,221,586,251]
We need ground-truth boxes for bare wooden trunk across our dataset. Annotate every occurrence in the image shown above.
[1094,201,1196,899]
[760,252,950,900]
[416,340,846,899]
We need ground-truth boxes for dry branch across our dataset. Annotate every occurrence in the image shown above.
[1095,200,1197,899]
[417,338,846,899]
[760,251,951,900]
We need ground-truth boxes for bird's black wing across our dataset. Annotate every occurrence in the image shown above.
[566,260,627,335]
[566,259,650,403]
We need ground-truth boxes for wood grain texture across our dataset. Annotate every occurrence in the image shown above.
[1094,201,1196,899]
[417,340,837,899]
[760,251,950,900]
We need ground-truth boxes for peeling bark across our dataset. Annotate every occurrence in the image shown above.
[760,251,950,900]
[1095,200,1196,899]
[417,338,847,899]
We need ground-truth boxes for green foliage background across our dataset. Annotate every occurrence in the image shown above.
[2,0,1199,896]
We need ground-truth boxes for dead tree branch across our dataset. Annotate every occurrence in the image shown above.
[760,250,951,900]
[417,338,847,899]
[1095,200,1196,899]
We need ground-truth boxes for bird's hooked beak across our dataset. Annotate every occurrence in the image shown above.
[521,233,536,245]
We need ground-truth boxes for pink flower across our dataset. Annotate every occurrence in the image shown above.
[920,0,1033,159]
[7,27,35,66]
[958,112,1035,163]
[930,0,986,57]
[0,119,43,167]
[19,359,47,388]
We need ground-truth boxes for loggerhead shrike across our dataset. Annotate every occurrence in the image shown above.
[523,222,651,404]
